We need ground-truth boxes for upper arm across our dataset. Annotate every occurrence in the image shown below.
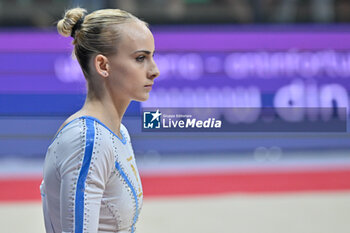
[59,119,114,233]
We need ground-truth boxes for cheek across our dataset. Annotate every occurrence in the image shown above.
[109,62,141,89]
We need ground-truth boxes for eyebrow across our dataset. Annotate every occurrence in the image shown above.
[133,50,154,55]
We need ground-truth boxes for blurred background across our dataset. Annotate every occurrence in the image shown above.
[0,1,350,233]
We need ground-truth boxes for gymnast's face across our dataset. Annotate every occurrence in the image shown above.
[102,20,160,102]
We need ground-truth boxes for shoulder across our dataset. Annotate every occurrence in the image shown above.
[50,118,83,147]
[52,117,114,171]
[51,117,113,153]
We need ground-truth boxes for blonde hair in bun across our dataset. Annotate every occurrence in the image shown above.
[57,7,87,38]
[56,7,146,77]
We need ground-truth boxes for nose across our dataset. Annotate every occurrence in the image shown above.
[148,60,160,80]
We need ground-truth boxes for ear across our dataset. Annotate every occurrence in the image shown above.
[94,54,110,78]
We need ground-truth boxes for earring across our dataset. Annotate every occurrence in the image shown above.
[103,71,108,76]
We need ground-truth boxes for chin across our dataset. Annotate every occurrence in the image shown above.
[134,94,149,102]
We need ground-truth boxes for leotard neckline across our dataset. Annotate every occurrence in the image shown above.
[50,115,126,146]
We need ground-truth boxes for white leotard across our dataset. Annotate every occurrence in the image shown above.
[40,116,143,233]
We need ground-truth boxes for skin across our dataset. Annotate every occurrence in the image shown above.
[57,20,160,139]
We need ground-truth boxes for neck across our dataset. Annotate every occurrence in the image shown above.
[80,88,130,135]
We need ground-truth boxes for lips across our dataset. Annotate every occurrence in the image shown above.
[144,84,153,87]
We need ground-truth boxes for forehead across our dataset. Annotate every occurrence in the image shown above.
[118,21,154,53]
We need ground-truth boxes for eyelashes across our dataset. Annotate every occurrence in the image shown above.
[136,55,146,62]
[135,52,155,63]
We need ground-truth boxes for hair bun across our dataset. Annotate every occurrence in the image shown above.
[57,7,87,38]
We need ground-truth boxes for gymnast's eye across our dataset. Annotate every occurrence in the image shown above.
[136,56,146,62]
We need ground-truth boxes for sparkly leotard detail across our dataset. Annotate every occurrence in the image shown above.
[41,116,143,233]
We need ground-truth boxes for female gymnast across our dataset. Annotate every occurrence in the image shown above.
[40,7,160,233]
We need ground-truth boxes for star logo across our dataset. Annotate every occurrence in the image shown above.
[143,109,162,129]
[150,109,162,122]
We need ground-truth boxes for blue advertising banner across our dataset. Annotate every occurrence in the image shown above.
[0,26,349,116]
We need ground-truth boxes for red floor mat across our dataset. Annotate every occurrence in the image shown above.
[1,168,350,202]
